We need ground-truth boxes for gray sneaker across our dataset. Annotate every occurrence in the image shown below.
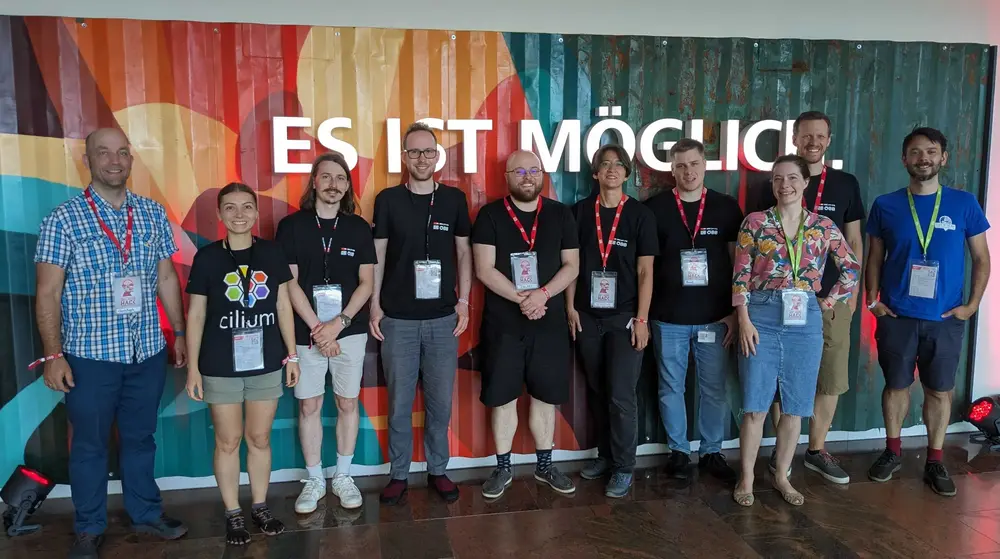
[535,466,576,494]
[580,457,612,480]
[482,467,513,499]
[769,450,792,478]
[804,450,850,484]
[604,472,632,498]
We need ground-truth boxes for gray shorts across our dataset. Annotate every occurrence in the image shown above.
[203,370,284,405]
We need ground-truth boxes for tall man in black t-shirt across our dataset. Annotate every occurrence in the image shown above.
[647,139,743,482]
[473,150,580,500]
[750,111,865,484]
[276,152,377,514]
[371,123,473,505]
[566,144,659,498]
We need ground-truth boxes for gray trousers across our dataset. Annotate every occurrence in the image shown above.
[380,313,459,479]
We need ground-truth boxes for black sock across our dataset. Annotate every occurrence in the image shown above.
[807,449,821,456]
[536,449,552,474]
[497,451,512,471]
[225,508,241,517]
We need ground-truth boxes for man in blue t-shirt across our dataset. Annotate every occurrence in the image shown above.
[864,127,991,498]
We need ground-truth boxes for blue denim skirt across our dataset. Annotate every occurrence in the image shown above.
[738,289,823,417]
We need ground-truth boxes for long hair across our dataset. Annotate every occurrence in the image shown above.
[300,152,357,215]
[217,181,257,208]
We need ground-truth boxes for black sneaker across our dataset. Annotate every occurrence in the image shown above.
[68,533,103,559]
[665,450,691,479]
[699,452,738,483]
[868,448,903,482]
[924,461,957,497]
[534,466,576,494]
[250,504,286,536]
[134,514,188,540]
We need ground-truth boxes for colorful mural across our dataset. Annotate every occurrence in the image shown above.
[0,15,992,485]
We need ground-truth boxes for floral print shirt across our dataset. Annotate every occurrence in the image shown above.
[732,208,860,307]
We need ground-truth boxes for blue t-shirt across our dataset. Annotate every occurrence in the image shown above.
[866,186,989,321]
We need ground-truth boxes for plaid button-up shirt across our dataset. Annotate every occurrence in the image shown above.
[34,187,178,364]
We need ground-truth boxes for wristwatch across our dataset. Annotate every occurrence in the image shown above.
[335,313,352,328]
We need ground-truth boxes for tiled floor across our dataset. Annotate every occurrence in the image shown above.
[5,434,1000,558]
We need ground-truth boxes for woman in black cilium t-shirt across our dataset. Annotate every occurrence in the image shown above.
[183,182,298,546]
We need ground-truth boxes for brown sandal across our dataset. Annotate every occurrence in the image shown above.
[771,480,804,506]
[733,489,755,507]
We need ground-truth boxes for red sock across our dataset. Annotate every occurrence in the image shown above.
[927,448,943,463]
[886,437,902,456]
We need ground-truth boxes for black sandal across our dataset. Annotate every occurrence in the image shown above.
[225,511,251,546]
[250,505,285,536]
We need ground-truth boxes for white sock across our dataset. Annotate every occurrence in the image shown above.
[306,463,323,480]
[336,454,353,477]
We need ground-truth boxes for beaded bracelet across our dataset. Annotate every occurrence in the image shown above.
[28,352,64,370]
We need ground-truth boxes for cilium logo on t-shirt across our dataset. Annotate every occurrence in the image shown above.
[432,221,450,232]
[220,265,276,329]
[934,216,957,231]
[612,238,628,248]
[340,247,356,257]
[817,203,837,213]
[700,227,720,236]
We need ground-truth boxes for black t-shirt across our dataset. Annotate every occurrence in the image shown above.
[186,239,293,378]
[275,210,377,345]
[571,195,659,317]
[646,188,744,325]
[471,196,579,333]
[372,184,471,320]
[749,167,865,297]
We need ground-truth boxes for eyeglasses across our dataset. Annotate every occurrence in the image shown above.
[599,160,627,169]
[404,148,438,160]
[506,167,542,177]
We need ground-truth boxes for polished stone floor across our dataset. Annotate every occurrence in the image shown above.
[5,434,1000,558]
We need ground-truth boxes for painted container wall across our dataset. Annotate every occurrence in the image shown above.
[0,15,992,484]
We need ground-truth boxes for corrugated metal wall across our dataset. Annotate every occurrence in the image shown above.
[0,15,992,484]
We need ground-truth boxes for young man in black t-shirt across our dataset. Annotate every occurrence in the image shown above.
[473,150,580,500]
[748,111,865,484]
[371,123,473,505]
[647,139,743,483]
[566,144,659,498]
[276,152,377,513]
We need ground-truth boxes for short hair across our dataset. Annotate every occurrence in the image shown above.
[793,111,831,136]
[300,152,357,215]
[772,154,811,180]
[217,182,258,209]
[84,128,130,155]
[902,127,948,156]
[402,122,438,149]
[590,144,633,177]
[669,138,705,158]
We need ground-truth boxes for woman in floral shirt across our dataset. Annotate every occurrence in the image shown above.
[730,154,859,508]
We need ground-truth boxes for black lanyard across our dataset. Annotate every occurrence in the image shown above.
[408,183,437,259]
[223,237,256,307]
[315,214,340,284]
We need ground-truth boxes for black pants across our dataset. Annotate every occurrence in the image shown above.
[576,311,644,473]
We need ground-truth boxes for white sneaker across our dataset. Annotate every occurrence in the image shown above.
[295,476,327,514]
[331,474,363,509]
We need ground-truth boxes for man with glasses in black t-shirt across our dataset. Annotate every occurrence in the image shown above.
[372,122,473,505]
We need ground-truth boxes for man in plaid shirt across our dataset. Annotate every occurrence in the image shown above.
[33,128,189,559]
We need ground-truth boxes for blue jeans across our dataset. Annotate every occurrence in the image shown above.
[64,349,167,535]
[651,321,730,455]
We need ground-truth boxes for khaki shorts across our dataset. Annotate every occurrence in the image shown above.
[817,301,852,396]
[203,370,284,405]
[295,333,368,399]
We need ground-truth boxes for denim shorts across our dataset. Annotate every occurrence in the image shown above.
[738,290,823,417]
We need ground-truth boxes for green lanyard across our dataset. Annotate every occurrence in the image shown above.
[777,209,807,283]
[907,187,942,259]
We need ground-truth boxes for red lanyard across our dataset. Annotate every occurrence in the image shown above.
[85,187,133,265]
[673,187,706,247]
[504,196,542,251]
[803,166,827,212]
[315,214,340,253]
[595,194,627,270]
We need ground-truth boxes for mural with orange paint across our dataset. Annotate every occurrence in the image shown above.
[0,15,991,485]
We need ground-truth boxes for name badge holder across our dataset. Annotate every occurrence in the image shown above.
[908,259,940,299]
[590,193,628,309]
[697,329,716,344]
[313,284,343,322]
[906,187,943,301]
[511,252,540,290]
[778,207,809,327]
[414,260,443,299]
[85,188,143,316]
[232,327,265,373]
[674,187,709,287]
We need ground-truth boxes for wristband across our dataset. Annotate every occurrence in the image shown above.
[458,298,470,305]
[867,299,879,310]
[28,352,64,370]
[282,354,300,365]
[173,330,185,337]
[633,317,647,324]
[541,287,551,300]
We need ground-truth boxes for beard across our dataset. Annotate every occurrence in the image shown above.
[509,181,542,203]
[906,162,941,182]
[407,164,434,182]
[799,145,826,163]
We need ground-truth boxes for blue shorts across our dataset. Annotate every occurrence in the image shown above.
[738,290,823,417]
[875,315,965,392]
